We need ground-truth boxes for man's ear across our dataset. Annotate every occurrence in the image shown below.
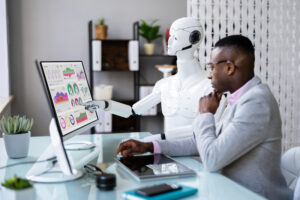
[226,63,235,76]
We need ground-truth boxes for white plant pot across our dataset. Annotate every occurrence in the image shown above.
[3,132,31,158]
[1,186,35,200]
[144,43,155,55]
[93,84,113,100]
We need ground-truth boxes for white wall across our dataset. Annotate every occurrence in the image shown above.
[187,0,300,152]
[7,0,186,136]
[0,0,9,97]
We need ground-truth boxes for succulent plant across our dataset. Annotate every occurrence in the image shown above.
[2,175,33,190]
[139,19,163,43]
[0,115,34,134]
[99,18,105,25]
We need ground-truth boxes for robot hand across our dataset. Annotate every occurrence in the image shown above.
[82,100,132,118]
[82,100,107,112]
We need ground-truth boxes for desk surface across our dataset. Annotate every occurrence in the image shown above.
[0,132,265,200]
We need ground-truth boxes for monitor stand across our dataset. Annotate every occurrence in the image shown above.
[26,119,84,183]
[64,141,96,151]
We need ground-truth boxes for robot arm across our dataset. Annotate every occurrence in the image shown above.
[83,100,132,118]
[132,91,161,115]
[83,91,161,118]
[142,125,194,142]
[164,125,193,140]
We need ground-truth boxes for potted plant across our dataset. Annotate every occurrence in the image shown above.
[139,19,163,55]
[95,17,108,40]
[0,116,34,158]
[1,175,35,200]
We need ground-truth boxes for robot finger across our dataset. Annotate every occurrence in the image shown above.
[85,104,100,111]
[81,102,99,111]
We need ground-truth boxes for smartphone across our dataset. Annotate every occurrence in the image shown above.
[135,183,182,196]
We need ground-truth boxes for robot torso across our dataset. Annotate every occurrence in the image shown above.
[154,72,212,131]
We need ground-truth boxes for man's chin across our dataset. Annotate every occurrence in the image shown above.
[211,84,221,93]
[211,83,217,90]
[214,88,225,93]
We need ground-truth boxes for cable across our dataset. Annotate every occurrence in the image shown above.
[0,156,57,170]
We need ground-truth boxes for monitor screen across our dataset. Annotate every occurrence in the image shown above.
[40,61,98,136]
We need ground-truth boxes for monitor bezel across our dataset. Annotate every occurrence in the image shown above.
[36,60,99,141]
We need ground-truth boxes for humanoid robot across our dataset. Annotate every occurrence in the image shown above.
[84,17,226,141]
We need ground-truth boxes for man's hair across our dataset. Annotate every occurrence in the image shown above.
[215,35,255,62]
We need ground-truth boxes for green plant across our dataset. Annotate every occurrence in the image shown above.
[139,19,163,43]
[2,175,33,190]
[0,115,34,134]
[99,18,105,25]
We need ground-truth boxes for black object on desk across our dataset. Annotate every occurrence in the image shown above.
[136,183,182,196]
[84,164,116,190]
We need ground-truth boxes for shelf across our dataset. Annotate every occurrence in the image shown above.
[139,55,177,66]
[112,115,139,132]
[140,54,176,58]
[89,20,140,132]
[113,99,136,104]
[92,69,136,72]
[92,39,133,42]
[140,113,163,117]
[139,84,154,87]
[88,20,176,133]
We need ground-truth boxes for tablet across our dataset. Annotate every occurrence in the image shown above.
[115,154,196,182]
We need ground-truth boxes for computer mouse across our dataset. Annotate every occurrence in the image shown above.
[96,173,116,190]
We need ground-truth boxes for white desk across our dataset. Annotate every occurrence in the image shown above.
[0,133,266,200]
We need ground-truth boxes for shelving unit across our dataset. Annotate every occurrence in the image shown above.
[88,20,176,133]
[139,55,176,85]
[138,55,176,133]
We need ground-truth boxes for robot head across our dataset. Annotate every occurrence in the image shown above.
[168,17,204,56]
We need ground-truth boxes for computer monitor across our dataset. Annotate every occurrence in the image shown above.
[26,60,99,183]
[38,61,99,140]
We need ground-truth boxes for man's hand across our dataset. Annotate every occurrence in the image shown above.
[199,91,223,114]
[116,139,154,157]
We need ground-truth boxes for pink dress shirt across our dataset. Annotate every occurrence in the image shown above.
[153,140,161,154]
[228,80,250,106]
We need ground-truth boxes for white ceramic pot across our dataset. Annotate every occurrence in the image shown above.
[93,84,113,100]
[144,43,155,55]
[1,186,35,200]
[3,131,31,158]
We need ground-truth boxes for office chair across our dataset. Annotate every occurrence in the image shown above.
[294,178,300,200]
[281,146,300,190]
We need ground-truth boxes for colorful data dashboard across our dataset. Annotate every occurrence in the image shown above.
[41,62,98,136]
